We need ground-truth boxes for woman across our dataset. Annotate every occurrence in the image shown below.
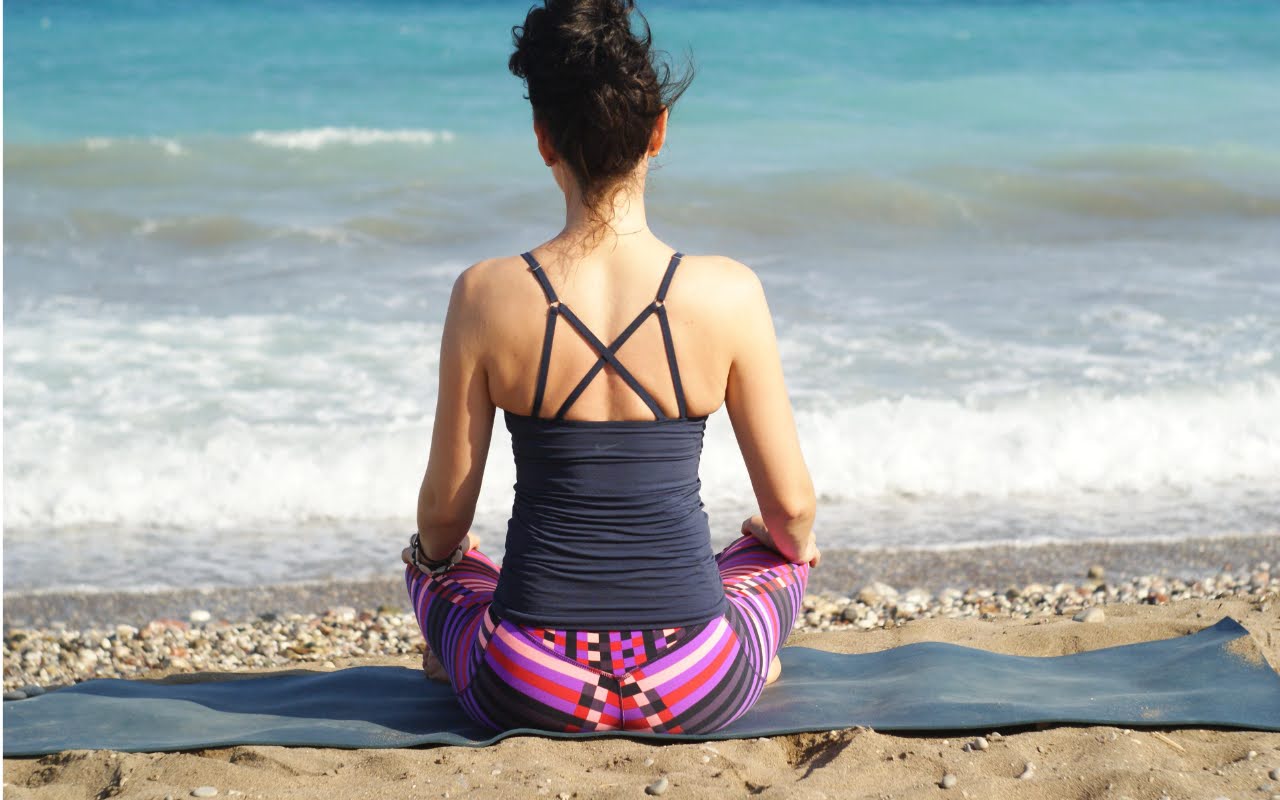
[402,0,818,734]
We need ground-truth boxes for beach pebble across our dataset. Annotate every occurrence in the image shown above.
[644,776,669,796]
[1087,565,1105,580]
[1018,762,1035,780]
[20,684,46,697]
[1072,607,1105,623]
[188,610,212,624]
[971,737,989,751]
[988,732,1002,740]
[6,558,1277,696]
[191,787,218,798]
[643,757,654,767]
[940,773,957,789]
[3,690,27,701]
[1270,767,1280,781]
[893,601,920,619]
[857,582,898,606]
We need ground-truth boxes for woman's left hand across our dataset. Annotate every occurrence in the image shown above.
[402,532,480,567]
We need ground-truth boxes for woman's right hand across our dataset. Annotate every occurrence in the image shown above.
[741,514,771,548]
[741,515,820,567]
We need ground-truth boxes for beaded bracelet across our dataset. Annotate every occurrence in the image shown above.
[408,533,465,576]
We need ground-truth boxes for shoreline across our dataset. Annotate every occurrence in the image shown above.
[4,534,1275,631]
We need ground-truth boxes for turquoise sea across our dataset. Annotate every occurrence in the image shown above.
[5,0,1279,591]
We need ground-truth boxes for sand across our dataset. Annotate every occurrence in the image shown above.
[5,598,1279,800]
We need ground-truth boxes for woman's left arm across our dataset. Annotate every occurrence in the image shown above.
[414,267,496,560]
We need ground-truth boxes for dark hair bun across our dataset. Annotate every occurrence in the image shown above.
[509,0,693,212]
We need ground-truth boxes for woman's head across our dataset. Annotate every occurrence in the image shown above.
[509,0,692,219]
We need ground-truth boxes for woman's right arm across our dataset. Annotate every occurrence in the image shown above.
[721,263,819,566]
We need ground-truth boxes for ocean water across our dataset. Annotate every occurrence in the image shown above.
[5,0,1279,592]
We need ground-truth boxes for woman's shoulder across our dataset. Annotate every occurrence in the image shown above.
[437,256,546,353]
[446,250,768,324]
[671,253,769,315]
[451,254,532,297]
[679,253,754,279]
[444,254,547,320]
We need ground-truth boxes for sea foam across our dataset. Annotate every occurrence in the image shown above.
[247,127,455,150]
[5,308,1278,532]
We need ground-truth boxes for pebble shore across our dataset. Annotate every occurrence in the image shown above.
[7,534,1278,632]
[4,562,1275,695]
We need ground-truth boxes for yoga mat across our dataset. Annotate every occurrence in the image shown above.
[5,617,1278,756]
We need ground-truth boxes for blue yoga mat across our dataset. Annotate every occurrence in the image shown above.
[5,617,1278,756]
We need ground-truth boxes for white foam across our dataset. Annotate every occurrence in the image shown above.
[688,381,1280,516]
[5,307,1280,590]
[247,127,455,151]
[4,310,450,530]
[799,382,1280,498]
[76,136,186,155]
[148,136,186,156]
[6,307,1280,530]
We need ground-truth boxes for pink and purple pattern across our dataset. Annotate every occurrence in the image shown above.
[405,535,808,734]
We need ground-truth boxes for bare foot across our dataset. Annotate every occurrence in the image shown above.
[422,648,450,684]
[765,655,782,685]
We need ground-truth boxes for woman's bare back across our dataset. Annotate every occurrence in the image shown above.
[467,239,754,422]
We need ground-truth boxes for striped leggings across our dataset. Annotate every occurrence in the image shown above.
[405,535,808,734]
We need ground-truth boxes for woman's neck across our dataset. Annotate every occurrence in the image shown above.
[556,178,651,251]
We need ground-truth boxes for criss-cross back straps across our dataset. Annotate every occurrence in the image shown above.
[521,251,688,421]
[522,252,560,418]
[654,253,688,418]
[554,253,687,420]
[555,304,665,419]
